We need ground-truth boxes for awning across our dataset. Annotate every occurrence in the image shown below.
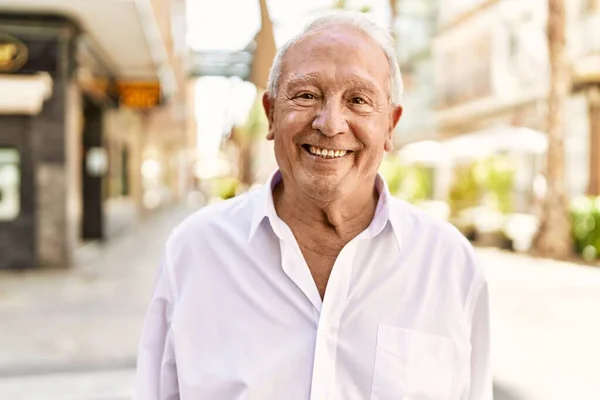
[443,126,547,159]
[397,140,446,165]
[0,0,175,91]
[399,126,548,165]
[0,72,52,115]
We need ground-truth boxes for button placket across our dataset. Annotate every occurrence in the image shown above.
[309,241,358,400]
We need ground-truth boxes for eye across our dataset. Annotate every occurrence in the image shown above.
[351,97,367,105]
[298,93,316,100]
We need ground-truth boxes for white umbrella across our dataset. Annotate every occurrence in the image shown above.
[397,140,447,165]
[441,126,548,161]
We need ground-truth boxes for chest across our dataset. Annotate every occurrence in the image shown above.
[297,242,343,300]
[171,241,472,400]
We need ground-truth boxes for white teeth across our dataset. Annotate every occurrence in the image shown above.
[307,146,349,158]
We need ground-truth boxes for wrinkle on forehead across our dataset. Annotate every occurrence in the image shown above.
[284,72,388,100]
[280,27,391,98]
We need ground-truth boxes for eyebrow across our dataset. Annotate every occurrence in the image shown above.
[285,73,322,88]
[343,77,380,95]
[285,73,383,94]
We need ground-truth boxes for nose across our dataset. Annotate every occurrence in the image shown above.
[311,100,349,137]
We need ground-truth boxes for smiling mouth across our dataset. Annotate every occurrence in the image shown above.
[302,144,352,159]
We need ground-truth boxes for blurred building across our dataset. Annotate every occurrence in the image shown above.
[0,0,195,269]
[570,0,600,194]
[393,0,439,147]
[430,0,595,208]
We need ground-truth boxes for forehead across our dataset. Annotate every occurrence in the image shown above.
[281,27,390,92]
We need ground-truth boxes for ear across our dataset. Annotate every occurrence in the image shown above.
[262,92,275,141]
[385,105,403,152]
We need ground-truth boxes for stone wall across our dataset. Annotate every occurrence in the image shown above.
[36,163,67,266]
[0,15,78,268]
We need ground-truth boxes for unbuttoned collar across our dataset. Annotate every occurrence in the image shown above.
[249,170,403,253]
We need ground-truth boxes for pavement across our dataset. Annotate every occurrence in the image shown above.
[481,248,600,400]
[0,204,192,400]
[0,204,598,399]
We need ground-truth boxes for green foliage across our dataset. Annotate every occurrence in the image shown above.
[448,155,515,216]
[379,155,432,203]
[448,164,480,217]
[379,156,404,194]
[237,92,268,141]
[570,196,600,261]
[475,156,515,214]
[399,166,432,203]
[213,177,239,200]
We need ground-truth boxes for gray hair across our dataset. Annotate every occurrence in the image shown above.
[266,11,404,105]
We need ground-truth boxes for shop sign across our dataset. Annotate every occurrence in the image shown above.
[0,32,28,73]
[117,81,161,109]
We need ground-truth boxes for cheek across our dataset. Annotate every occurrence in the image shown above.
[281,109,314,130]
[275,109,314,146]
[350,119,388,149]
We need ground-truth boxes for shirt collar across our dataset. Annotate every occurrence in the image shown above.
[249,170,403,252]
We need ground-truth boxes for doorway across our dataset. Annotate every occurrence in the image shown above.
[81,97,105,240]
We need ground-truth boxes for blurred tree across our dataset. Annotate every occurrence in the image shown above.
[389,0,398,41]
[230,93,268,187]
[231,0,275,187]
[533,0,572,259]
[249,0,276,90]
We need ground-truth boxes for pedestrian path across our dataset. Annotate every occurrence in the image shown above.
[0,204,193,376]
[0,369,134,400]
[479,247,600,400]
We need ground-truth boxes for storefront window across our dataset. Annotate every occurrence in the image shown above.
[0,148,20,221]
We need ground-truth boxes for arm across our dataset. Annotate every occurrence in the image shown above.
[466,275,493,400]
[134,259,179,400]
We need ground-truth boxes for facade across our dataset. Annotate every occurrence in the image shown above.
[393,0,439,147]
[431,0,595,207]
[571,0,600,194]
[0,0,195,269]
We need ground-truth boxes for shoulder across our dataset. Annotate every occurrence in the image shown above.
[390,197,468,246]
[164,190,256,257]
[390,197,483,283]
[159,189,262,292]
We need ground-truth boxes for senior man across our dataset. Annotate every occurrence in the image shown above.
[135,11,492,400]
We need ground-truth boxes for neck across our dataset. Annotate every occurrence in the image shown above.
[273,176,379,242]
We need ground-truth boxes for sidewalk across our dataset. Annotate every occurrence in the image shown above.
[479,247,600,400]
[0,204,193,376]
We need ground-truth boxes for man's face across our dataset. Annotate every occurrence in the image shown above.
[263,27,403,203]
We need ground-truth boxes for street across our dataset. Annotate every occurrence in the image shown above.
[482,247,600,400]
[0,205,599,400]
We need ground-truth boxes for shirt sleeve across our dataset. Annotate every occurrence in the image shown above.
[466,275,493,400]
[134,258,179,400]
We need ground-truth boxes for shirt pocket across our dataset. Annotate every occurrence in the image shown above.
[370,325,456,400]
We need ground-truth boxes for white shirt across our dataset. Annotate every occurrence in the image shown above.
[135,171,492,400]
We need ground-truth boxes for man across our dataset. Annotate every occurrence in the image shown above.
[135,11,492,400]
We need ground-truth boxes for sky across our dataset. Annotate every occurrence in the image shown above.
[187,0,393,161]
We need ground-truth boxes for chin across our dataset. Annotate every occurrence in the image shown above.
[299,174,344,202]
